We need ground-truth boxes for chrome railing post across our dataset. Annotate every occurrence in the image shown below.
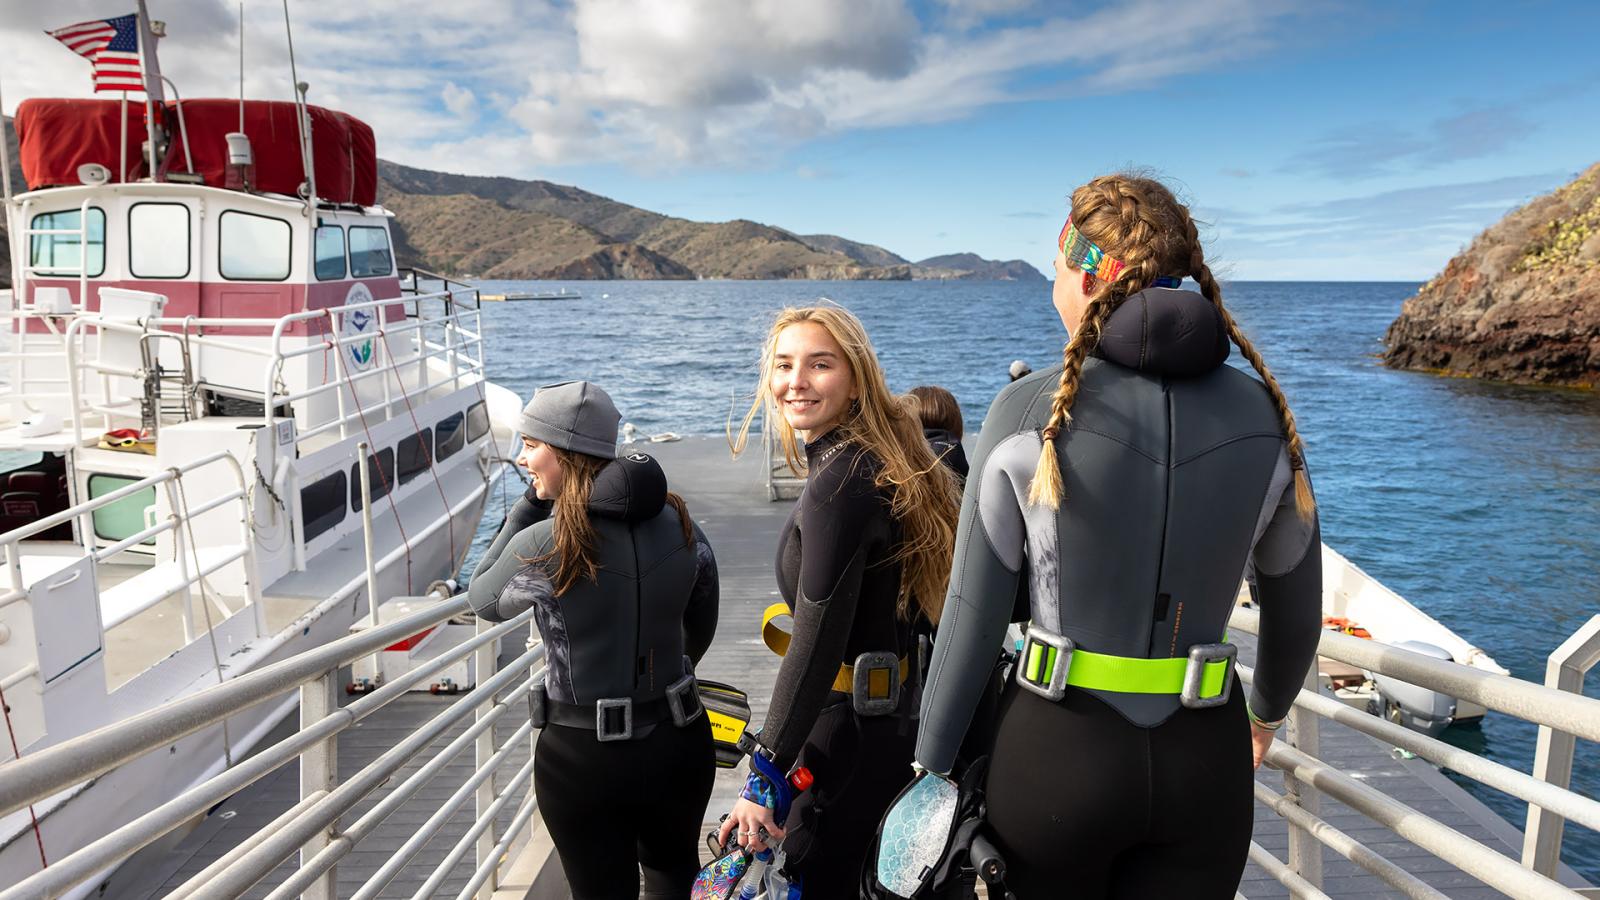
[1284,661,1324,889]
[301,668,341,900]
[474,614,500,899]
[1523,614,1600,877]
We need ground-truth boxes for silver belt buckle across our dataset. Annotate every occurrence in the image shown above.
[851,651,901,716]
[665,672,703,726]
[1016,626,1073,701]
[596,697,633,741]
[1180,642,1237,709]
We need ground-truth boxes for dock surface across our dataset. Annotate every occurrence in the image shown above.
[125,437,1577,898]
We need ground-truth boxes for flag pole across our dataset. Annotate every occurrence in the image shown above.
[119,93,129,183]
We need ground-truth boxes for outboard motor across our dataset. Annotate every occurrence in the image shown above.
[1371,641,1456,736]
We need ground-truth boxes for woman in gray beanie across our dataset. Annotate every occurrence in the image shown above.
[470,381,720,899]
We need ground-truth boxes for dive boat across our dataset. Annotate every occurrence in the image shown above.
[0,22,521,895]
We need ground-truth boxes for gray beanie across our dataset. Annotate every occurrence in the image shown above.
[518,381,620,459]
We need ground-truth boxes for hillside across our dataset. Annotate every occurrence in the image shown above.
[1,116,19,287]
[800,234,909,267]
[1384,162,1600,388]
[913,252,1047,282]
[379,187,691,279]
[376,160,1022,281]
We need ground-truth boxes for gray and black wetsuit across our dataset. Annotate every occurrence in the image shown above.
[756,428,919,897]
[469,452,718,900]
[916,287,1323,899]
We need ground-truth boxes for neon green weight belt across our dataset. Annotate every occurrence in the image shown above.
[1025,642,1232,697]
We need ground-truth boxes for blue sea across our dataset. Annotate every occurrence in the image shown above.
[466,279,1600,880]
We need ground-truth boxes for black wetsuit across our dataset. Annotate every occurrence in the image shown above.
[470,453,719,900]
[924,427,970,481]
[916,288,1324,899]
[756,429,918,897]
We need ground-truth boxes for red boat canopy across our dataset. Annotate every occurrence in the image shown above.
[15,98,378,206]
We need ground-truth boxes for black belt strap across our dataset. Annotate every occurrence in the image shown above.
[546,696,673,731]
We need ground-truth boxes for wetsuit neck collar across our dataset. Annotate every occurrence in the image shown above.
[803,426,850,466]
[586,451,668,523]
[1094,287,1231,378]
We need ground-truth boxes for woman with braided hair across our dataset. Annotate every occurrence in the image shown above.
[907,174,1324,897]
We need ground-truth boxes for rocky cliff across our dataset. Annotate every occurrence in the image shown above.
[1384,163,1600,388]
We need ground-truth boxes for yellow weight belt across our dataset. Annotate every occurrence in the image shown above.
[761,602,908,696]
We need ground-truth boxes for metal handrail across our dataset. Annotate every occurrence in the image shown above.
[0,597,542,900]
[1228,606,1600,898]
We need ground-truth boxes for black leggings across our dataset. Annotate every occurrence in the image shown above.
[984,683,1253,899]
[534,716,715,899]
[782,697,916,898]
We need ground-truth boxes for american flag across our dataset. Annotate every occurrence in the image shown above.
[48,14,145,93]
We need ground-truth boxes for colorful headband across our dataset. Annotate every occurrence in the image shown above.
[1058,216,1126,283]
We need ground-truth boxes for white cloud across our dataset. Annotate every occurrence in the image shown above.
[2,0,1303,174]
[441,82,477,119]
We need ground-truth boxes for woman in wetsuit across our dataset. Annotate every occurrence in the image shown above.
[719,305,960,896]
[913,175,1324,898]
[470,380,719,900]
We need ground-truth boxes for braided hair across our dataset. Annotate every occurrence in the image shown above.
[1028,175,1315,521]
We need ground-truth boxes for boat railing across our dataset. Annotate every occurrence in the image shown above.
[9,197,93,315]
[0,451,262,703]
[262,287,487,453]
[7,287,485,459]
[1228,605,1600,899]
[0,596,544,900]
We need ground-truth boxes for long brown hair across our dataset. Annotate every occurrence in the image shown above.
[730,304,960,623]
[1029,174,1315,522]
[527,445,696,596]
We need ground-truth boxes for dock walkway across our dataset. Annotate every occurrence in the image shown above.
[126,437,1573,898]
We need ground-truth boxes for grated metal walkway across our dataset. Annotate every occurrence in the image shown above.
[122,436,1586,898]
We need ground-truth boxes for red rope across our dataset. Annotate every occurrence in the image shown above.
[377,326,457,567]
[330,316,414,593]
[0,682,49,869]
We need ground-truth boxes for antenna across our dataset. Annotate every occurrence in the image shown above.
[238,1,245,132]
[281,0,316,206]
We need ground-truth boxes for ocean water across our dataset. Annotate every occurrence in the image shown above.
[467,279,1600,880]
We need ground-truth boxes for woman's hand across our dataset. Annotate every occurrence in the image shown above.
[1250,720,1280,770]
[717,798,784,854]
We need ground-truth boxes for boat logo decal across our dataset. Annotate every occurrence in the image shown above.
[342,283,377,370]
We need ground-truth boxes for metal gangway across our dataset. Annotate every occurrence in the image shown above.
[1,569,1598,897]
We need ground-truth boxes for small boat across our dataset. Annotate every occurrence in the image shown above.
[1241,544,1507,735]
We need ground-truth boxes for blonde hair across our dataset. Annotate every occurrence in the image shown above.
[1029,174,1315,521]
[730,304,960,623]
[525,445,695,596]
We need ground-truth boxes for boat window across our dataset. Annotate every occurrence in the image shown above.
[466,401,489,443]
[397,429,433,484]
[86,474,157,546]
[219,211,292,281]
[350,447,396,512]
[314,225,347,281]
[435,412,465,461]
[128,203,191,279]
[28,207,106,278]
[348,226,394,277]
[300,470,347,542]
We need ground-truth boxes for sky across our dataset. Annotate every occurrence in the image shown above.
[3,0,1598,280]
